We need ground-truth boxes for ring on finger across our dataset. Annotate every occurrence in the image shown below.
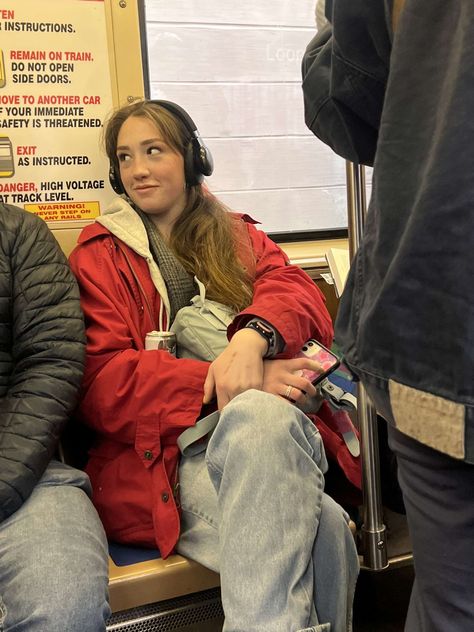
[284,384,293,399]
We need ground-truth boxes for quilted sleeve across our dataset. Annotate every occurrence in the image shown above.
[0,210,85,521]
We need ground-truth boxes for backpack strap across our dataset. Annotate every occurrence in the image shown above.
[177,410,220,456]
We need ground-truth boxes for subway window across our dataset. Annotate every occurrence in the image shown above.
[143,0,348,238]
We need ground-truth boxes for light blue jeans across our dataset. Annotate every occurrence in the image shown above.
[177,390,359,632]
[0,461,110,631]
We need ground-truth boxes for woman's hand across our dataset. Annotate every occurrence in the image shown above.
[203,328,268,410]
[262,357,322,406]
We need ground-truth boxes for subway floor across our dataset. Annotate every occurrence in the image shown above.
[178,563,414,632]
[353,505,413,632]
[353,564,414,632]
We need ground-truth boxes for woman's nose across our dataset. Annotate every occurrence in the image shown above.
[131,156,150,178]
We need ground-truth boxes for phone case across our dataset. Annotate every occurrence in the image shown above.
[295,339,340,385]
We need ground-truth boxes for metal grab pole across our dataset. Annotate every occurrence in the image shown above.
[345,161,366,262]
[345,162,388,570]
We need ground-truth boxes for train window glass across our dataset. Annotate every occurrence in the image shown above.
[143,1,354,239]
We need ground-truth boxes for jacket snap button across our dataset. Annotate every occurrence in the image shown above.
[144,450,153,460]
[161,492,169,503]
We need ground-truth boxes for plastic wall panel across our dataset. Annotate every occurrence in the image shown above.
[144,0,347,234]
[146,25,312,83]
[216,187,348,234]
[149,83,310,137]
[207,136,345,191]
[145,1,315,27]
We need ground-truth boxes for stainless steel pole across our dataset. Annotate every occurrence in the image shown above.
[345,162,388,570]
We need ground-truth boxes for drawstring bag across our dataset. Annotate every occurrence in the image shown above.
[170,278,234,361]
[170,278,234,456]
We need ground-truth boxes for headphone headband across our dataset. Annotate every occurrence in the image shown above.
[149,100,199,138]
[108,99,214,194]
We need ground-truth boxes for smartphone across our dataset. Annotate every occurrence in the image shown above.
[295,339,340,385]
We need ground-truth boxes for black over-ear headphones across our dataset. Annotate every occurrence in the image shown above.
[108,99,214,194]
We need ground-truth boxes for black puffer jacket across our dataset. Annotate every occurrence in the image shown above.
[0,203,85,522]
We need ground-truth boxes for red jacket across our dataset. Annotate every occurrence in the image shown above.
[69,210,333,557]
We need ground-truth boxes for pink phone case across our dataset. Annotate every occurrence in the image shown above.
[295,340,340,385]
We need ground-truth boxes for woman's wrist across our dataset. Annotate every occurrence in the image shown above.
[232,327,269,357]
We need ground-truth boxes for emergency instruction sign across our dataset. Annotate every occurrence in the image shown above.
[0,0,115,222]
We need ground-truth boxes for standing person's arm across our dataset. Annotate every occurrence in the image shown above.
[302,0,393,165]
[0,210,85,521]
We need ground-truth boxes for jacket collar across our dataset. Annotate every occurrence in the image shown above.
[81,197,172,325]
[96,197,152,259]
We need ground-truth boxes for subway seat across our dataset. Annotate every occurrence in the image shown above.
[108,541,220,613]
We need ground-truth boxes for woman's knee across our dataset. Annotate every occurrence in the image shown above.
[208,389,326,470]
[219,388,315,443]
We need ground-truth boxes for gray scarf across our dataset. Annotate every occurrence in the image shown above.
[136,208,196,324]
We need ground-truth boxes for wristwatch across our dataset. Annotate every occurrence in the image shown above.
[244,319,275,358]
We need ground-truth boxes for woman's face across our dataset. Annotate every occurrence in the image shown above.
[116,115,187,225]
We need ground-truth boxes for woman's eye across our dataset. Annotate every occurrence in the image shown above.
[117,153,131,162]
[148,146,162,155]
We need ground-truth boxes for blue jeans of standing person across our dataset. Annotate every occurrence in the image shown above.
[177,389,359,632]
[387,424,474,632]
[0,461,110,632]
[364,382,474,632]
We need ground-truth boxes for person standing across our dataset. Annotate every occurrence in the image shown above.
[302,1,474,630]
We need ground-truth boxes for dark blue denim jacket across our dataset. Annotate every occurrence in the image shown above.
[302,0,474,463]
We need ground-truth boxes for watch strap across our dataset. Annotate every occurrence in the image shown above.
[244,319,276,358]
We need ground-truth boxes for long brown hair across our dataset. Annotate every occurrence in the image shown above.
[104,100,254,312]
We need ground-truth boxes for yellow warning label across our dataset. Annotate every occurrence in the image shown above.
[24,201,100,222]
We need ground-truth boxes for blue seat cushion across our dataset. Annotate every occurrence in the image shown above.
[108,541,161,566]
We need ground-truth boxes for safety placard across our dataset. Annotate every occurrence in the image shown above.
[0,1,115,221]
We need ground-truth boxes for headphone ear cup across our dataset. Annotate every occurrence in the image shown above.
[109,163,125,195]
[185,138,214,186]
[184,142,201,186]
[193,140,214,178]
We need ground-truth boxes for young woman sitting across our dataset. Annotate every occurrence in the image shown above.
[69,99,359,632]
